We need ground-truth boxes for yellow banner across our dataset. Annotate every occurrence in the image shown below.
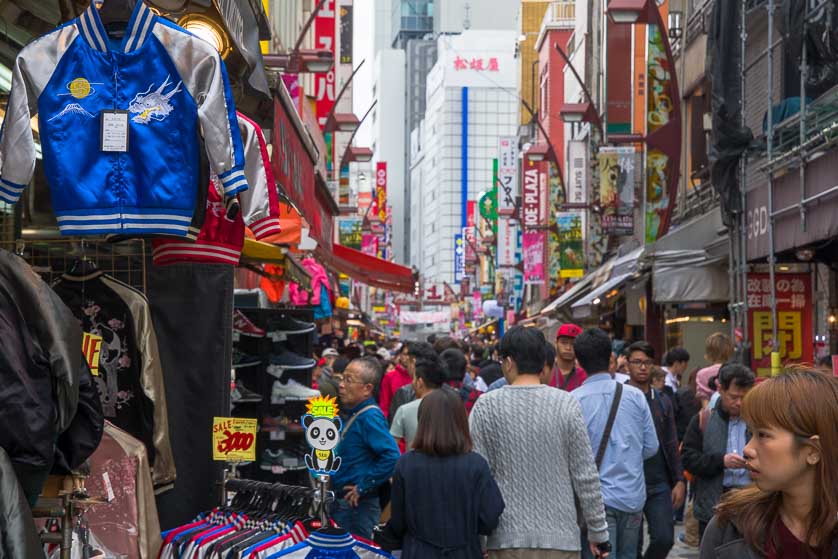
[213,417,257,462]
[82,332,103,376]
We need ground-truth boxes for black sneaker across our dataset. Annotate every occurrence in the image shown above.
[231,381,262,405]
[268,349,316,372]
[232,349,262,369]
[267,315,316,336]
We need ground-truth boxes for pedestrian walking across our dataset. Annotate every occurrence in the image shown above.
[695,333,734,407]
[572,329,659,559]
[661,347,690,399]
[390,354,447,449]
[377,389,505,558]
[470,326,610,558]
[554,323,588,391]
[682,362,755,541]
[379,343,414,420]
[700,369,838,559]
[624,342,686,559]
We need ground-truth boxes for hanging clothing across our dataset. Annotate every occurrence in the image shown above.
[0,1,248,235]
[0,250,80,472]
[152,112,281,265]
[0,447,43,559]
[52,271,175,489]
[266,530,391,558]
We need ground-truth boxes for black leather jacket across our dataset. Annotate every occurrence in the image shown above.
[700,516,838,559]
[0,250,80,468]
[0,447,44,558]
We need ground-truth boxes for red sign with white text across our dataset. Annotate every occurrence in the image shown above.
[314,0,337,128]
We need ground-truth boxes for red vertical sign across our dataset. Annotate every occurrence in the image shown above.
[375,162,387,222]
[747,273,813,377]
[314,0,337,129]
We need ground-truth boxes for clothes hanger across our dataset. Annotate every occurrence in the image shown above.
[67,240,100,277]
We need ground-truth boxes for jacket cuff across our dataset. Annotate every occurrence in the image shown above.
[0,176,25,204]
[218,166,248,196]
[587,526,610,544]
[249,216,282,240]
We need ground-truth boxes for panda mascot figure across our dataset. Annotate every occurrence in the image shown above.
[302,414,343,475]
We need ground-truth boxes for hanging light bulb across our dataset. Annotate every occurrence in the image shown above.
[177,14,232,59]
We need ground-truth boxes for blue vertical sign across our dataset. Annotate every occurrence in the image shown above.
[454,234,465,284]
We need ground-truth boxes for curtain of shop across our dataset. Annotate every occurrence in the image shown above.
[148,263,233,529]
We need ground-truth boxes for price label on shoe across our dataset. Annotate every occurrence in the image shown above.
[269,332,287,343]
[212,417,257,462]
[269,430,285,441]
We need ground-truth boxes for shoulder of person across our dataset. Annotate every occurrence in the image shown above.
[700,515,748,558]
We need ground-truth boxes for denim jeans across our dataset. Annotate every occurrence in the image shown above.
[331,494,381,539]
[637,482,674,559]
[581,506,643,559]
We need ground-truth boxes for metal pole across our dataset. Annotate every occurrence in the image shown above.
[766,0,779,371]
[739,0,749,352]
[799,6,808,231]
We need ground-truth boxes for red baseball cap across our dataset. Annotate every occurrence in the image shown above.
[557,323,583,339]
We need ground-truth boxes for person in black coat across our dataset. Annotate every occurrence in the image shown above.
[377,388,504,558]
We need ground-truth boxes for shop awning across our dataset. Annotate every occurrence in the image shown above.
[571,273,635,319]
[539,274,595,315]
[651,250,729,304]
[316,244,415,293]
[240,238,311,287]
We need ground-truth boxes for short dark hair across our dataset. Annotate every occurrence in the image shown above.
[544,342,557,369]
[478,362,503,386]
[433,336,461,354]
[426,334,438,344]
[627,341,655,360]
[664,347,690,366]
[351,356,383,387]
[413,388,472,457]
[415,356,446,389]
[574,328,613,374]
[718,362,756,390]
[499,327,547,375]
[332,356,350,374]
[440,348,467,381]
[408,341,438,363]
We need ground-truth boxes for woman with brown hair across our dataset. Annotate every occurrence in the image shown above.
[377,388,505,558]
[700,369,838,558]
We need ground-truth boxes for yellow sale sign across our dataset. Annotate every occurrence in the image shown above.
[212,417,257,462]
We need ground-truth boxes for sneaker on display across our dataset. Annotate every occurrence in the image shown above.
[269,350,316,371]
[232,349,262,369]
[262,416,305,433]
[271,379,320,402]
[260,448,305,471]
[231,381,263,405]
[233,310,266,338]
[267,315,316,336]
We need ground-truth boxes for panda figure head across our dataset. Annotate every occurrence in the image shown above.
[303,415,342,452]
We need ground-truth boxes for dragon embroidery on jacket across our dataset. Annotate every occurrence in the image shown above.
[81,302,134,417]
[129,75,183,124]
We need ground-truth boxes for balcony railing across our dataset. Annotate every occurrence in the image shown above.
[536,1,575,49]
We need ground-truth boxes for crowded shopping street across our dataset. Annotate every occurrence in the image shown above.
[0,0,837,557]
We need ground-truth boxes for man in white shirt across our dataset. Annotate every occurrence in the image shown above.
[390,355,446,448]
[661,347,690,397]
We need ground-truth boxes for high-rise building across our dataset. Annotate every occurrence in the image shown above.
[410,29,519,285]
[391,0,435,48]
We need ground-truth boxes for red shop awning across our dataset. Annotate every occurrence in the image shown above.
[317,244,415,293]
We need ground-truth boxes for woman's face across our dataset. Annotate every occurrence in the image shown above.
[744,425,819,492]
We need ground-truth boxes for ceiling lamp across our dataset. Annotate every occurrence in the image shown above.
[177,14,232,59]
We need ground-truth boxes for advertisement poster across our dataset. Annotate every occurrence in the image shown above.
[464,200,477,264]
[747,273,813,377]
[556,212,584,278]
[314,0,336,129]
[213,417,257,462]
[496,219,517,267]
[375,162,387,222]
[337,218,362,249]
[361,234,378,257]
[522,232,545,285]
[454,234,465,283]
[339,4,352,65]
[566,140,588,206]
[545,160,566,297]
[497,136,518,215]
[598,146,635,235]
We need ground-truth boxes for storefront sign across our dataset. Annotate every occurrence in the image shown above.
[522,232,545,285]
[337,217,362,249]
[314,0,337,129]
[373,162,387,222]
[497,137,518,215]
[496,219,517,267]
[82,332,103,376]
[598,146,635,235]
[338,165,350,206]
[339,5,353,65]
[361,234,378,257]
[566,140,588,205]
[453,56,500,72]
[557,212,584,278]
[747,273,813,377]
[522,162,544,229]
[464,200,477,263]
[213,417,257,462]
[454,234,465,283]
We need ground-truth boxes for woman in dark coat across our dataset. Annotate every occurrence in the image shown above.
[378,388,504,558]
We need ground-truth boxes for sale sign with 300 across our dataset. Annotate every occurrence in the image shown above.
[213,417,257,462]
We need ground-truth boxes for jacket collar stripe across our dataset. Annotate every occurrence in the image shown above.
[124,2,154,54]
[78,8,107,52]
[78,2,156,54]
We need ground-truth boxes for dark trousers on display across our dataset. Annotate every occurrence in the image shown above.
[149,263,233,530]
[637,482,675,559]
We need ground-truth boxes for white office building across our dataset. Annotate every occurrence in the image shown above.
[410,29,518,286]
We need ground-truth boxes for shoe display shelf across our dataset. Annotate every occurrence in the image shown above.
[231,307,317,484]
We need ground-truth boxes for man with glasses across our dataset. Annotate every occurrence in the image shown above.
[625,342,685,559]
[331,357,400,538]
[572,329,659,559]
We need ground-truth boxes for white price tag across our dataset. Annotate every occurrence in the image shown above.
[102,472,115,502]
[100,111,129,152]
[269,430,285,441]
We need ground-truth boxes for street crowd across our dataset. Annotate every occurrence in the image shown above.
[310,328,838,559]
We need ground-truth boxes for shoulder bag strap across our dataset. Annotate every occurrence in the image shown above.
[595,383,623,469]
[341,405,378,437]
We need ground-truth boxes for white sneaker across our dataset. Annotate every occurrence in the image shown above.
[271,379,320,402]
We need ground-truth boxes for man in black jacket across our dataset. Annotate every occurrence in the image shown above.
[682,363,755,541]
[626,342,686,559]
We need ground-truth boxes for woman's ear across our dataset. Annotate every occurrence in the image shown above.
[805,435,821,466]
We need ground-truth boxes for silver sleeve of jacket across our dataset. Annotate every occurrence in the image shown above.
[236,116,273,230]
[0,26,79,202]
[151,23,247,197]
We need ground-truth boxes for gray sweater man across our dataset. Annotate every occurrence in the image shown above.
[469,327,609,558]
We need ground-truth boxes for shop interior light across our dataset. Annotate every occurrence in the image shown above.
[829,314,837,324]
[592,297,602,305]
[778,265,791,271]
[177,14,231,59]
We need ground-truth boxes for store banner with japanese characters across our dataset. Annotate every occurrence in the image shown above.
[314,0,336,129]
[497,137,518,216]
[496,219,518,267]
[747,273,813,377]
[566,140,588,206]
[454,234,465,284]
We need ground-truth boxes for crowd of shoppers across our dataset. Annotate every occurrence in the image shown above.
[313,327,837,558]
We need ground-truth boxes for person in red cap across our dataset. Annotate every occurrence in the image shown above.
[553,323,588,391]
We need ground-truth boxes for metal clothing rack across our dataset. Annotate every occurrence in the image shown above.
[34,476,107,559]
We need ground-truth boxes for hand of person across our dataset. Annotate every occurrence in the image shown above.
[343,485,361,508]
[671,480,686,509]
[724,453,747,469]
[589,542,610,558]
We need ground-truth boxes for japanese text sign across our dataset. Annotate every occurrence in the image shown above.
[453,56,500,72]
[314,0,336,128]
[213,417,257,462]
[497,137,518,215]
[747,273,813,377]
